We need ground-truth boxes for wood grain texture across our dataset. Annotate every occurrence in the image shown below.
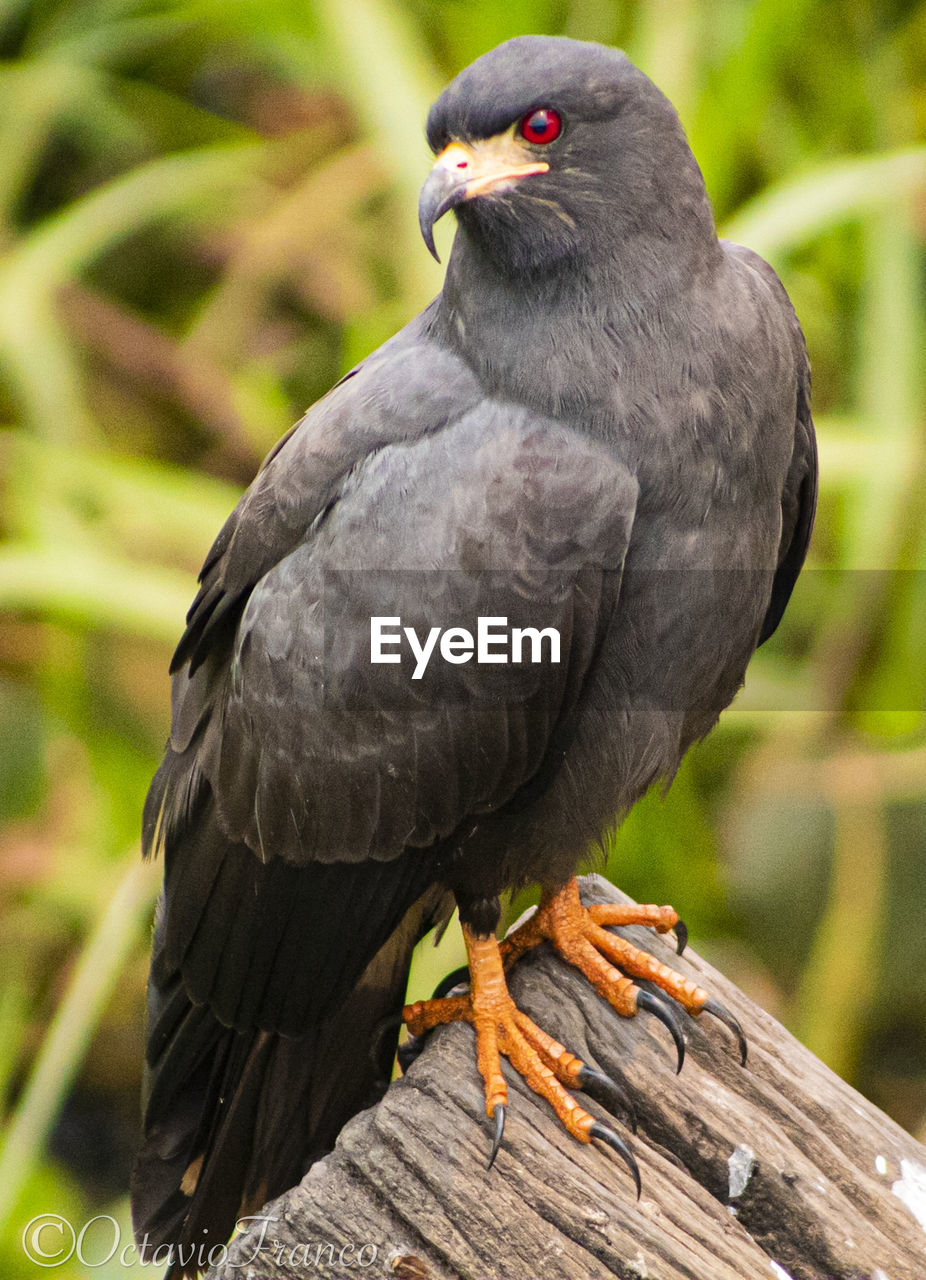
[207,875,926,1280]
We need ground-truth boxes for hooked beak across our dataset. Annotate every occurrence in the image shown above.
[418,138,549,262]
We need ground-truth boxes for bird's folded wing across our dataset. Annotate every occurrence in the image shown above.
[164,400,638,872]
[759,377,816,645]
[722,242,818,646]
[206,409,637,865]
[169,305,479,680]
[143,327,637,1036]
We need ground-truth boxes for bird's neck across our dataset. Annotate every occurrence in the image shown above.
[434,227,722,420]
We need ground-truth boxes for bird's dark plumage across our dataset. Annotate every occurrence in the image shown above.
[133,34,816,1274]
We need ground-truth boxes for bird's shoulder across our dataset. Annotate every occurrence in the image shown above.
[311,397,639,579]
[719,239,810,375]
[171,303,484,676]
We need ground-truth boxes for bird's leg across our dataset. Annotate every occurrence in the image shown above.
[403,923,640,1186]
[500,878,747,1066]
[402,880,743,1178]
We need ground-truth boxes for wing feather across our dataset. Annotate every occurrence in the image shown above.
[135,325,637,1264]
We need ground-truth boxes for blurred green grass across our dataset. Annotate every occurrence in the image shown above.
[0,1,923,1274]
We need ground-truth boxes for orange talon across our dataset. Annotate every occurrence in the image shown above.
[585,918,710,1013]
[511,1010,584,1084]
[403,877,745,1184]
[402,919,640,1186]
[404,991,470,1033]
[587,901,680,934]
[502,878,708,1015]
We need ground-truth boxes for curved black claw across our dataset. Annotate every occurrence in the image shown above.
[396,1032,430,1073]
[370,1011,405,1068]
[430,964,471,1001]
[488,1104,506,1170]
[575,1065,638,1133]
[674,919,689,956]
[589,1121,642,1199]
[636,989,686,1073]
[701,998,748,1066]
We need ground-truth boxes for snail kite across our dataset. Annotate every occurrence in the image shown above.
[132,34,817,1274]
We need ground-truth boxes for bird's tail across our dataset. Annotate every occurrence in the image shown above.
[131,888,445,1280]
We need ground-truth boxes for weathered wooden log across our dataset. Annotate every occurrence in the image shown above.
[208,875,926,1280]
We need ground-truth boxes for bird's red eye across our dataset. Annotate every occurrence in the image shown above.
[519,107,562,145]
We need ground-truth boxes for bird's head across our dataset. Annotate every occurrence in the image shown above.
[419,36,716,279]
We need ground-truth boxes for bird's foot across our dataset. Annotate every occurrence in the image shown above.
[403,923,641,1190]
[500,877,747,1068]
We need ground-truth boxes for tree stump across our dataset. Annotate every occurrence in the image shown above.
[208,875,926,1280]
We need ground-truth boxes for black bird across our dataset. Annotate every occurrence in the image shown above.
[132,34,816,1275]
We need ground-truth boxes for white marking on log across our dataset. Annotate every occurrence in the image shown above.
[892,1157,926,1233]
[728,1143,756,1198]
[875,1154,888,1176]
[769,1262,795,1280]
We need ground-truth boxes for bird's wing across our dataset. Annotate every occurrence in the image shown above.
[136,324,637,1261]
[168,303,475,680]
[758,355,817,645]
[202,408,636,862]
[132,841,446,1269]
[144,320,638,1037]
[723,242,818,646]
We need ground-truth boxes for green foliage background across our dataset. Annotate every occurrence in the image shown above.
[0,1,923,1274]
